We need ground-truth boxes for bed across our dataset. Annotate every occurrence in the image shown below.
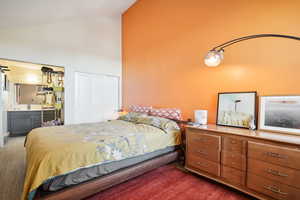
[22,110,182,200]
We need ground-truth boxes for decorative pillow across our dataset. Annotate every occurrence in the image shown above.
[118,112,148,123]
[129,105,152,114]
[136,116,180,133]
[150,108,182,121]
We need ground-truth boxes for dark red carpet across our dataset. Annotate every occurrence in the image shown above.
[86,165,253,200]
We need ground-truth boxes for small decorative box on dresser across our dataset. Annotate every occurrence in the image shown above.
[185,125,300,200]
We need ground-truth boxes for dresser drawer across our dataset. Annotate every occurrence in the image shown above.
[248,142,300,170]
[247,173,300,200]
[248,158,300,189]
[187,130,221,149]
[221,166,245,186]
[222,136,247,155]
[188,142,220,162]
[187,154,220,176]
[221,151,246,171]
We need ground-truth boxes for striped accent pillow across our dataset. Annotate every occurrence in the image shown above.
[129,105,152,114]
[150,108,182,121]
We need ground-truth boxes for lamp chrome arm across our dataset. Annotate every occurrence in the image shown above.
[211,34,300,51]
[204,34,300,67]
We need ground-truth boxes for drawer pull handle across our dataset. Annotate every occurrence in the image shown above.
[196,162,209,167]
[196,150,208,155]
[263,185,288,195]
[230,140,237,144]
[265,152,288,159]
[266,169,288,177]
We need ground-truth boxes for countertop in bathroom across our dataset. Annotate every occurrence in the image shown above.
[8,108,55,112]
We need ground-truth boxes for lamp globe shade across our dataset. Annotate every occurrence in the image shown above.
[204,50,223,67]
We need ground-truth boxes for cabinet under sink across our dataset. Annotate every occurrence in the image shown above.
[8,110,55,136]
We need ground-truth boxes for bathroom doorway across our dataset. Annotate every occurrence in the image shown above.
[0,58,65,145]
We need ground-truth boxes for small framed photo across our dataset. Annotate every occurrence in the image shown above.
[217,92,257,129]
[259,96,300,135]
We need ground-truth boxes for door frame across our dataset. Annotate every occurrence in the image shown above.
[0,57,67,126]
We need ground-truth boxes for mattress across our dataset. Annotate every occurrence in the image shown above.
[23,119,181,200]
[42,145,178,192]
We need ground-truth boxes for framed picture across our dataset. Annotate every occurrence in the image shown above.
[217,92,257,129]
[259,96,300,135]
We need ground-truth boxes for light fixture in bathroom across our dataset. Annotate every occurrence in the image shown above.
[26,74,39,84]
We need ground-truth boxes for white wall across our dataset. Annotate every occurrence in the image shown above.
[0,15,122,124]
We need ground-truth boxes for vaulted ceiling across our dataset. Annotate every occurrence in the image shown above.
[0,0,136,28]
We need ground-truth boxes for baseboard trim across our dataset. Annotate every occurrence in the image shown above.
[0,135,3,148]
[4,134,9,144]
[0,132,10,147]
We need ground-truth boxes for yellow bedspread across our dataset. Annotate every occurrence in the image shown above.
[22,120,181,200]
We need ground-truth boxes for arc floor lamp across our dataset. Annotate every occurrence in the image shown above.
[204,34,300,67]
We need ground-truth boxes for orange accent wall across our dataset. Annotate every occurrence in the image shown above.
[122,0,300,123]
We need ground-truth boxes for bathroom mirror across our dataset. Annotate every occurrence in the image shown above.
[16,84,46,104]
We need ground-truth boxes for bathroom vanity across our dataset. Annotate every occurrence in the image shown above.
[8,109,55,136]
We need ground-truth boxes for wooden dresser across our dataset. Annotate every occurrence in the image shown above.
[185,125,300,200]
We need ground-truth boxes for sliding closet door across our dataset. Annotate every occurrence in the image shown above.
[74,72,120,124]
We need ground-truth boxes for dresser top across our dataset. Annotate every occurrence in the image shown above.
[186,124,300,145]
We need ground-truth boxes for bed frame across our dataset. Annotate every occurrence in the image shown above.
[35,150,180,200]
